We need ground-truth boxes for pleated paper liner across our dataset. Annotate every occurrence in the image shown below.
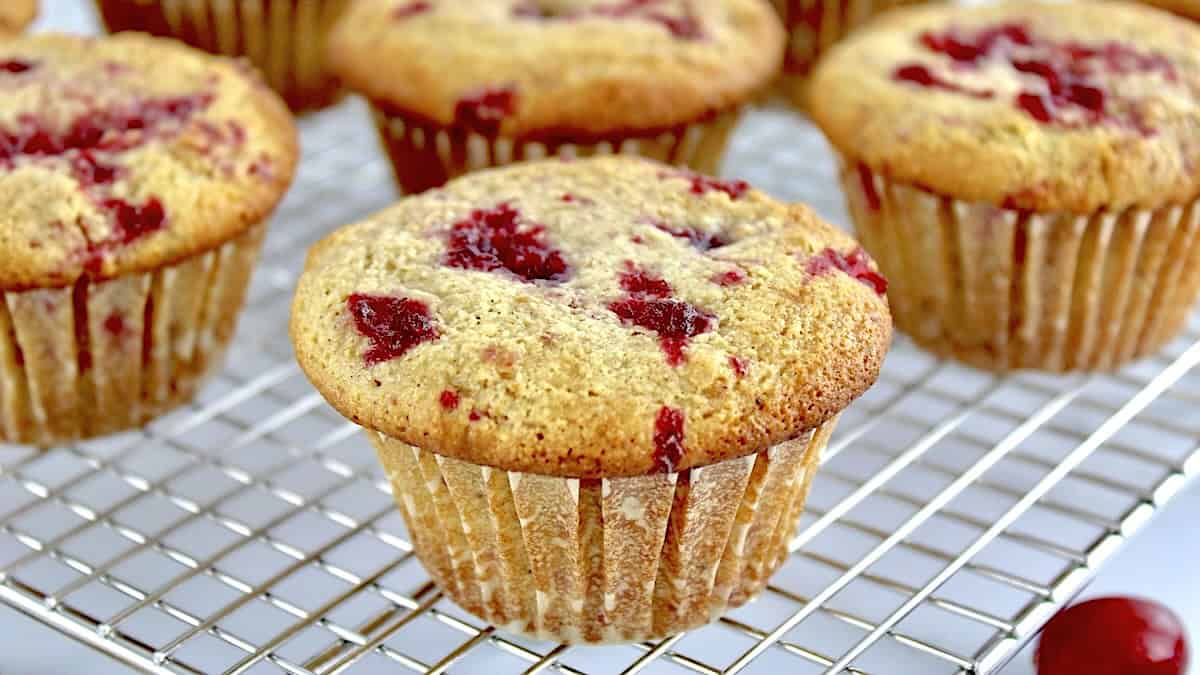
[371,418,834,644]
[844,163,1200,371]
[370,103,743,195]
[772,0,938,108]
[0,223,265,446]
[94,0,349,111]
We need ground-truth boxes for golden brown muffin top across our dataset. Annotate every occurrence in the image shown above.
[810,1,1200,213]
[328,0,784,137]
[0,0,35,34]
[0,33,298,291]
[292,156,892,478]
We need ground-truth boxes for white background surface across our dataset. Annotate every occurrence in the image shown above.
[3,481,1195,673]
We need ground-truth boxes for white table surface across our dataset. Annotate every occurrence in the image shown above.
[4,481,1195,673]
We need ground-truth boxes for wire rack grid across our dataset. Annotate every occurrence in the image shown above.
[3,4,1199,674]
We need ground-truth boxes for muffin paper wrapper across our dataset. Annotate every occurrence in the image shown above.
[370,418,834,644]
[844,163,1200,371]
[0,224,265,446]
[370,104,743,195]
[95,0,347,111]
[773,0,936,102]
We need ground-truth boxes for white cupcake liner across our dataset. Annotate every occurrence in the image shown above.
[774,0,937,103]
[0,224,265,446]
[95,0,348,110]
[844,163,1200,371]
[369,103,743,194]
[370,417,835,644]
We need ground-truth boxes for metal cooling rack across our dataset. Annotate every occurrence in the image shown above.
[4,3,1199,674]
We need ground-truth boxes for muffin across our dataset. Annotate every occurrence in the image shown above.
[0,33,297,446]
[291,156,891,643]
[327,0,784,195]
[1,0,36,33]
[771,0,934,104]
[810,1,1200,371]
[93,0,351,111]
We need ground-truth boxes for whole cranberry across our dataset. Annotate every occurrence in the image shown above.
[1036,597,1189,675]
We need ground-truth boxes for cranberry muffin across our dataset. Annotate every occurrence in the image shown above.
[291,156,891,643]
[771,0,935,105]
[1,0,36,33]
[0,33,297,446]
[811,1,1200,371]
[327,0,784,194]
[94,0,351,111]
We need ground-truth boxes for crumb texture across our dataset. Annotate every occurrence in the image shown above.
[0,33,297,290]
[292,156,892,477]
[810,1,1200,213]
[328,0,784,136]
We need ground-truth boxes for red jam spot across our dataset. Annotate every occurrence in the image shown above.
[1035,597,1189,675]
[671,171,750,200]
[393,1,432,18]
[652,406,686,472]
[920,22,1031,62]
[913,23,1175,131]
[891,64,994,99]
[444,202,571,282]
[103,198,167,245]
[609,297,714,366]
[713,269,746,286]
[857,164,882,211]
[0,60,36,74]
[807,247,889,295]
[453,87,517,135]
[439,389,460,410]
[619,263,672,298]
[652,221,729,250]
[347,294,441,365]
[103,312,126,337]
[730,356,748,378]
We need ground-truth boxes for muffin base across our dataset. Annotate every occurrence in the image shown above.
[371,419,834,644]
[844,164,1200,371]
[370,103,743,195]
[0,224,266,446]
[773,0,935,106]
[94,0,349,111]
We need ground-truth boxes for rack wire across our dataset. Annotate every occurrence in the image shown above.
[4,4,1199,674]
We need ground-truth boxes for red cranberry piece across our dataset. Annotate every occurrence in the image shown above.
[713,269,746,286]
[0,60,35,74]
[71,152,119,186]
[686,174,750,200]
[619,264,673,298]
[454,87,517,135]
[439,389,460,410]
[468,409,482,421]
[1036,597,1189,675]
[652,406,686,473]
[393,1,432,18]
[892,64,994,99]
[103,198,167,244]
[1013,59,1063,94]
[1017,92,1054,123]
[443,202,571,282]
[1066,83,1106,113]
[729,356,748,378]
[807,247,888,295]
[857,164,882,211]
[652,221,729,250]
[347,294,441,365]
[609,297,714,366]
[103,312,126,337]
